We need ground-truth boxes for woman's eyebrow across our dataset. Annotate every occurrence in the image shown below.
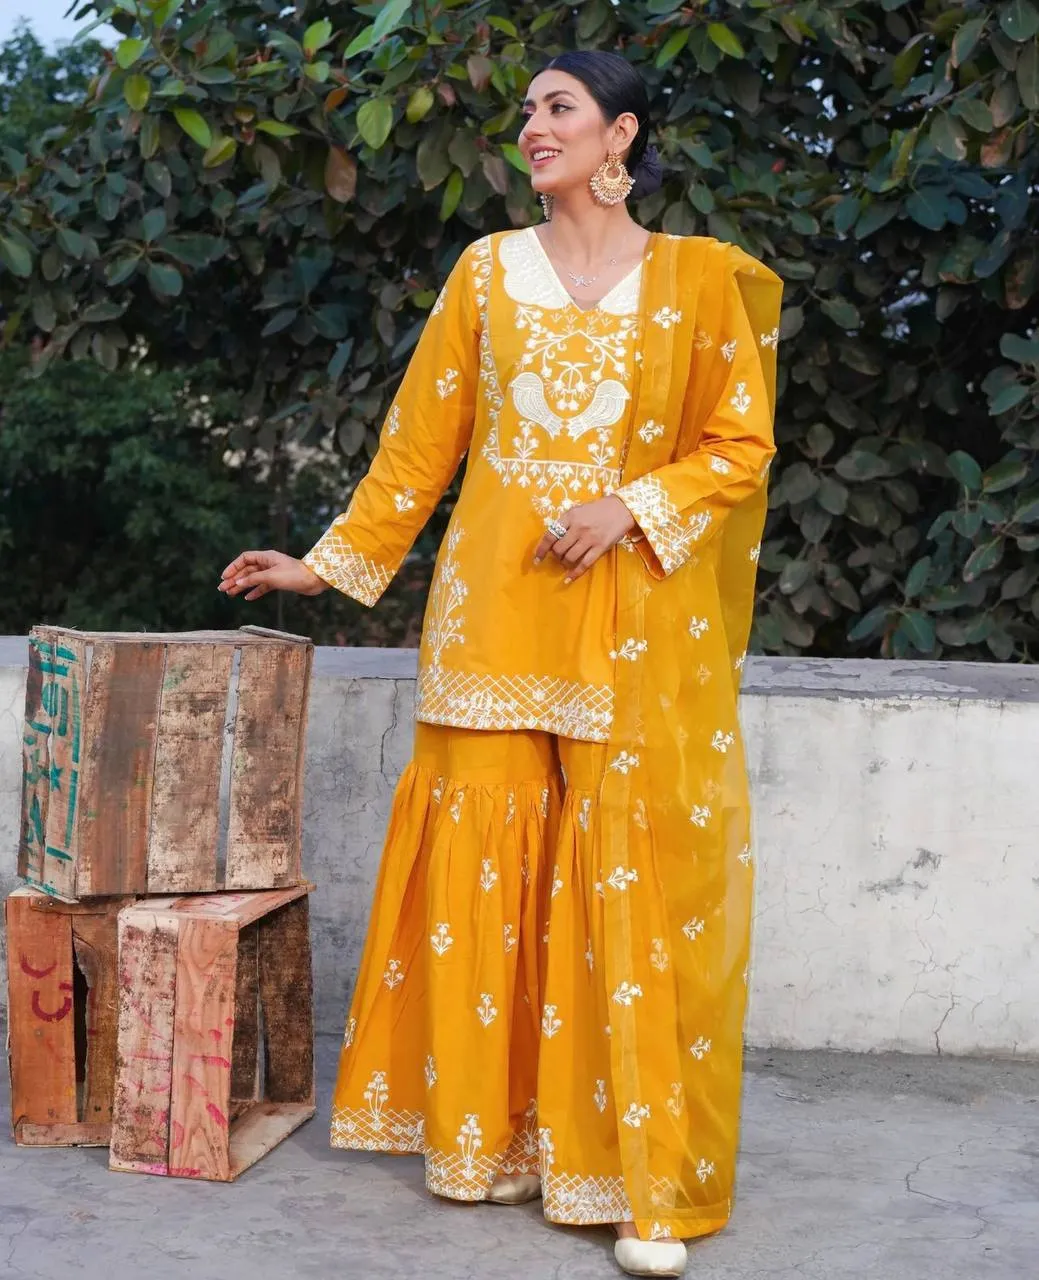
[521,89,576,109]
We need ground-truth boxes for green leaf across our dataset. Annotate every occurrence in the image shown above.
[906,189,946,230]
[124,73,151,111]
[930,113,967,161]
[261,308,297,337]
[947,450,983,489]
[0,236,33,278]
[821,296,861,329]
[406,86,434,123]
[372,0,411,42]
[899,610,936,653]
[892,34,926,88]
[707,23,744,58]
[657,29,690,69]
[951,16,987,66]
[195,66,235,85]
[835,451,890,481]
[963,537,1004,581]
[203,136,237,168]
[501,143,529,175]
[256,120,300,138]
[1000,0,1039,42]
[141,208,167,243]
[146,262,184,298]
[57,227,85,259]
[983,458,1029,492]
[357,98,394,150]
[989,383,1028,414]
[173,107,212,148]
[158,235,225,267]
[904,555,932,599]
[344,25,375,58]
[847,605,890,643]
[955,98,994,132]
[303,18,333,57]
[439,169,464,222]
[1018,39,1039,109]
[116,37,148,70]
[1000,333,1039,363]
[105,255,140,286]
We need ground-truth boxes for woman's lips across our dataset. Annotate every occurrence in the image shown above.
[530,150,561,169]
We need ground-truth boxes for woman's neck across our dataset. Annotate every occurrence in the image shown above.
[538,199,642,268]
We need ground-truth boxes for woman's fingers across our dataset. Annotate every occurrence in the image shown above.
[564,546,602,583]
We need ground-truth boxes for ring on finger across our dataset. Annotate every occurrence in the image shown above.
[547,518,569,540]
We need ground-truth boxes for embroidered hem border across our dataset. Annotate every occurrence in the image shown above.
[303,533,392,607]
[415,665,614,741]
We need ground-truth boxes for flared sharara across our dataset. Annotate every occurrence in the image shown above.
[304,229,782,1242]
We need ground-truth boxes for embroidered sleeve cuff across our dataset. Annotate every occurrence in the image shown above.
[612,476,712,578]
[302,532,393,608]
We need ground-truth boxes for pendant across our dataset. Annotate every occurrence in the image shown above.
[567,270,598,288]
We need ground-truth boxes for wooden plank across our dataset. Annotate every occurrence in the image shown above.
[64,629,301,644]
[227,1102,315,1179]
[17,630,50,885]
[168,918,238,1181]
[160,884,311,930]
[238,625,313,644]
[71,906,123,1127]
[6,893,77,1131]
[78,641,166,896]
[109,911,178,1174]
[40,632,88,899]
[258,898,314,1105]
[230,923,260,1115]
[15,1121,111,1147]
[147,643,234,893]
[226,643,309,889]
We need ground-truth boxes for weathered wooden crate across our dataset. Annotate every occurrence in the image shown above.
[6,886,133,1146]
[109,884,315,1181]
[18,625,312,900]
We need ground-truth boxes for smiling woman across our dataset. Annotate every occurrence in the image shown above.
[221,47,782,1280]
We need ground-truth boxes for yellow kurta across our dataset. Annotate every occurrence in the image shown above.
[307,229,782,1241]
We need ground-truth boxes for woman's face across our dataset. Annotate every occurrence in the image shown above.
[518,70,637,197]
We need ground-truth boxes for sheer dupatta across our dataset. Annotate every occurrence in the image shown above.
[598,234,782,1240]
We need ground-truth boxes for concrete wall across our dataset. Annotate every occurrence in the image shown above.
[1,637,1037,1058]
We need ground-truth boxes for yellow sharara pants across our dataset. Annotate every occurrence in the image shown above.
[330,721,656,1227]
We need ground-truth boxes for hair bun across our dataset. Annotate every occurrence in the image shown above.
[631,144,663,199]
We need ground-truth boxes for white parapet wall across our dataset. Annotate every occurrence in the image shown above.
[0,638,1036,1057]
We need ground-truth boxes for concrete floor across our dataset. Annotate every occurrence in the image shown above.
[1,1039,1036,1280]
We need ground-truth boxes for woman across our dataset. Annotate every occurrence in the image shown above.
[220,50,781,1278]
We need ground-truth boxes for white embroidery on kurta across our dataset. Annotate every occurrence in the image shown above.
[689,1036,713,1059]
[430,289,446,318]
[749,542,761,562]
[425,1055,438,1088]
[688,616,710,639]
[760,325,779,349]
[551,865,564,898]
[694,328,713,350]
[540,786,550,817]
[721,339,737,362]
[302,535,392,608]
[735,652,747,671]
[690,805,712,828]
[363,1071,388,1130]
[436,368,459,399]
[503,923,516,953]
[650,1223,674,1241]
[711,730,736,753]
[610,638,647,661]
[505,790,515,825]
[632,798,648,829]
[730,381,752,415]
[612,981,643,1006]
[432,776,445,804]
[510,371,631,441]
[621,1102,651,1128]
[430,923,454,956]
[383,958,404,989]
[480,859,498,893]
[697,663,712,686]
[738,844,753,866]
[613,474,710,575]
[343,1016,357,1048]
[425,526,467,671]
[393,488,416,514]
[585,938,595,970]
[542,1005,562,1038]
[449,788,466,823]
[650,938,669,972]
[709,454,732,475]
[594,1080,608,1113]
[638,419,665,444]
[696,1158,716,1184]
[682,918,705,941]
[666,1084,685,1118]
[476,994,498,1027]
[457,1115,483,1176]
[417,666,614,742]
[385,403,401,436]
[577,797,592,832]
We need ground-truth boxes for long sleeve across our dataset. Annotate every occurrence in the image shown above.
[612,246,780,579]
[302,245,481,605]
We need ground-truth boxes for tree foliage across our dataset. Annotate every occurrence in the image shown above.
[1,0,1038,660]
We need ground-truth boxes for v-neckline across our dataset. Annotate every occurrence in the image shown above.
[528,226,653,314]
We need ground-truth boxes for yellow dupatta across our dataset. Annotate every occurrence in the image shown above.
[600,234,782,1240]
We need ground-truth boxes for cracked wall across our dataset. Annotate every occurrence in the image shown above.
[1,647,1036,1056]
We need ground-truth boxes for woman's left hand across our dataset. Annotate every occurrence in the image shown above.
[533,496,636,582]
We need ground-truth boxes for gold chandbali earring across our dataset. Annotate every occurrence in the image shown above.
[539,193,554,221]
[590,151,635,206]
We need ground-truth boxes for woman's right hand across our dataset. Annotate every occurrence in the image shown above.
[218,549,329,601]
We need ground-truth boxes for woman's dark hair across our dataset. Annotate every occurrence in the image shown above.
[536,50,662,198]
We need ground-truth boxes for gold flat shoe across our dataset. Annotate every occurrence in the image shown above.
[484,1173,542,1205]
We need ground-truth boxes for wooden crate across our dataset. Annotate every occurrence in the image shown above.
[18,625,312,900]
[109,885,315,1181]
[6,886,133,1146]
